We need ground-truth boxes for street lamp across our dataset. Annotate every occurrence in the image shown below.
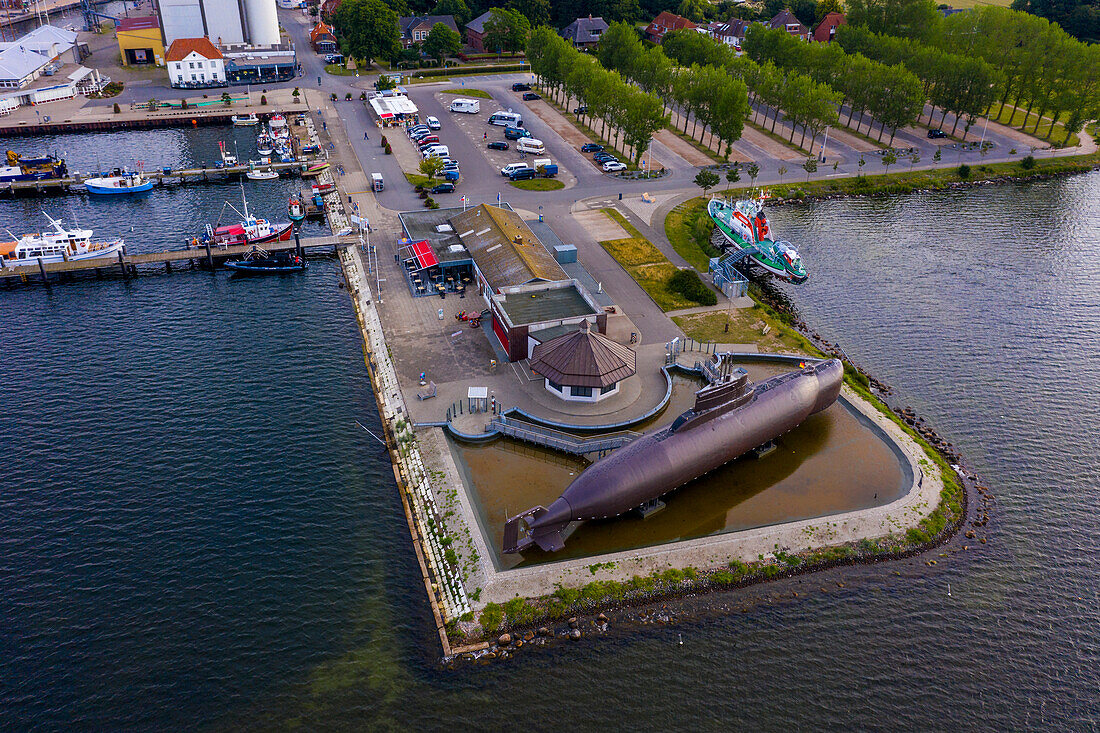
[819,126,830,162]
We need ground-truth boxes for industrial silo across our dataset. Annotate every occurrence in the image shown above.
[243,0,280,46]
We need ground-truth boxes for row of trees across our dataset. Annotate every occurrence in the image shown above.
[598,23,752,157]
[941,6,1100,142]
[740,25,925,145]
[526,28,666,164]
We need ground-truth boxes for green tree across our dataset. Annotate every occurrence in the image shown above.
[777,164,788,183]
[483,7,531,55]
[747,162,760,188]
[434,0,471,27]
[694,169,720,196]
[845,0,943,43]
[220,93,232,106]
[802,156,818,181]
[333,0,401,64]
[816,0,844,22]
[857,155,866,175]
[881,149,898,174]
[676,0,708,21]
[423,22,462,62]
[419,157,445,181]
[909,152,920,170]
[933,148,942,164]
[725,166,740,192]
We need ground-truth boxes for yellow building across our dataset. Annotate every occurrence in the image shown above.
[116,16,165,66]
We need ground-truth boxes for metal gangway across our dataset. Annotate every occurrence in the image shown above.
[489,415,639,456]
[709,250,752,298]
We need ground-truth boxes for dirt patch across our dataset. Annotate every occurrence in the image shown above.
[823,125,880,153]
[654,129,719,166]
[574,208,628,241]
[739,124,804,160]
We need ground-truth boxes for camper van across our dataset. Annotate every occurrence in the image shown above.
[488,111,523,127]
[516,138,545,155]
[449,98,480,114]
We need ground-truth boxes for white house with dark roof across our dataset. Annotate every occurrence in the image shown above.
[397,15,459,49]
[560,16,609,49]
[0,25,104,106]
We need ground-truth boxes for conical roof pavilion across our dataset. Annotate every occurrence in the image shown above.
[529,321,636,389]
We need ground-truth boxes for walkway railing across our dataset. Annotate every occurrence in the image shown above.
[490,415,638,456]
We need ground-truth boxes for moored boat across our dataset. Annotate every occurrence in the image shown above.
[225,247,307,274]
[0,212,123,268]
[200,185,293,248]
[0,150,67,182]
[288,196,305,222]
[84,170,155,194]
[300,162,329,179]
[218,141,238,167]
[707,194,807,283]
[232,113,260,126]
[246,167,279,181]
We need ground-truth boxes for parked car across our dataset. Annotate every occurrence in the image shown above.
[442,162,460,173]
[426,116,441,130]
[487,140,509,151]
[511,82,531,91]
[325,54,344,65]
[927,128,947,139]
[522,92,541,101]
[416,136,440,149]
[408,126,430,136]
[574,106,588,114]
[602,161,627,172]
[509,167,537,181]
[504,126,532,140]
[501,163,532,177]
[594,152,616,162]
[581,143,603,153]
[430,182,456,194]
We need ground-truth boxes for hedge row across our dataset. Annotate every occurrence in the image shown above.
[409,63,529,79]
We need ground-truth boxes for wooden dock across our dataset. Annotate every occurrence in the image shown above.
[1,234,359,284]
[0,160,328,197]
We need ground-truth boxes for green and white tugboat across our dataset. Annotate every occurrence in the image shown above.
[707,193,807,283]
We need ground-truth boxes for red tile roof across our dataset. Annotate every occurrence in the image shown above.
[813,12,847,42]
[165,37,223,62]
[645,11,698,40]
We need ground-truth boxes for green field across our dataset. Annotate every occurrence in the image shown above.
[439,88,492,98]
[992,103,1080,147]
[508,178,564,191]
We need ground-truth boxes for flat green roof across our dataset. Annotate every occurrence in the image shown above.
[498,285,596,326]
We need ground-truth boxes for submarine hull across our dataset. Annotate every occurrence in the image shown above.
[503,359,844,554]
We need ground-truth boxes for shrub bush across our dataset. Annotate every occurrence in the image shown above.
[112,102,120,114]
[1020,155,1036,170]
[384,144,392,155]
[478,602,503,632]
[259,94,267,105]
[668,268,717,306]
[957,164,971,179]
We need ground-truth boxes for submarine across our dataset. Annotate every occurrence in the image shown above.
[503,358,844,554]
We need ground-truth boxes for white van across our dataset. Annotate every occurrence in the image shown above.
[531,158,552,170]
[450,98,480,114]
[422,145,450,159]
[517,138,545,155]
[500,162,532,177]
[488,111,523,127]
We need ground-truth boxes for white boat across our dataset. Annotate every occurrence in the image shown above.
[0,213,124,268]
[246,167,279,180]
[84,171,155,194]
[268,113,287,134]
[232,113,260,126]
[256,133,274,156]
[218,141,238,166]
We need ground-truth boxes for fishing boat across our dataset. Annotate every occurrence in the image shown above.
[300,162,329,179]
[84,170,155,194]
[246,167,279,181]
[268,113,287,135]
[225,246,307,274]
[0,212,123,268]
[256,132,274,157]
[310,182,336,195]
[200,185,293,248]
[218,141,238,167]
[0,151,66,182]
[288,196,305,222]
[707,194,807,283]
[232,113,260,126]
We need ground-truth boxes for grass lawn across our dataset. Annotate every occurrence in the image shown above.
[945,0,1011,8]
[440,88,492,98]
[403,172,433,187]
[597,210,697,311]
[672,311,812,354]
[991,103,1079,147]
[664,198,715,272]
[324,64,358,76]
[509,178,564,191]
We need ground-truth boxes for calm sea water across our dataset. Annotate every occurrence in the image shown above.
[2,125,1098,730]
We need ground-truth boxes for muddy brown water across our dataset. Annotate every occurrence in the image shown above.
[452,366,909,569]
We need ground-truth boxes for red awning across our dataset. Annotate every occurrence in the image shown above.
[411,239,438,269]
[379,112,394,119]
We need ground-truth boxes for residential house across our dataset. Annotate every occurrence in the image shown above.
[397,15,459,50]
[560,15,609,50]
[465,10,494,53]
[813,12,846,42]
[310,21,338,53]
[706,18,751,49]
[0,25,105,106]
[644,11,697,44]
[767,9,810,40]
[166,37,226,88]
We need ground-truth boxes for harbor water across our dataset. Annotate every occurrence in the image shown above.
[2,121,1099,730]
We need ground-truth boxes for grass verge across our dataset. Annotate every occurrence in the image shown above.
[324,64,357,76]
[664,198,718,271]
[991,103,1079,148]
[439,88,492,98]
[509,178,564,191]
[597,209,697,311]
[403,172,433,187]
